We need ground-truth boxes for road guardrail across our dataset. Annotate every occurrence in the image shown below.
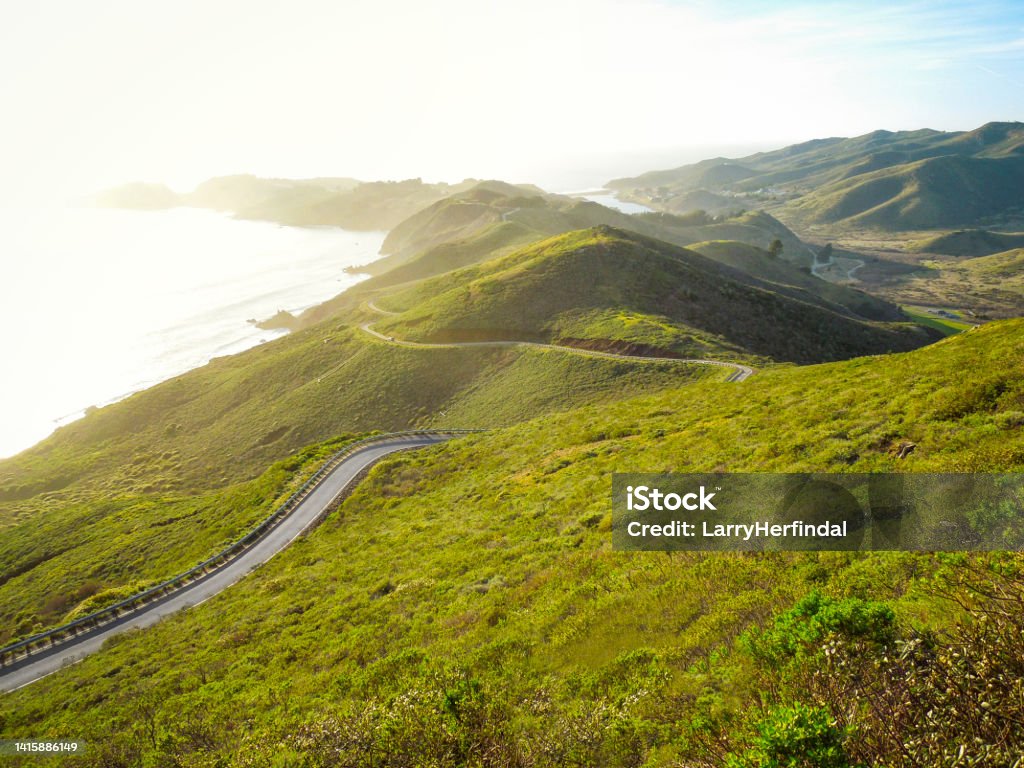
[0,430,482,669]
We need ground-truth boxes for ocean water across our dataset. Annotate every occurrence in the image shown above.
[579,192,653,214]
[0,206,384,458]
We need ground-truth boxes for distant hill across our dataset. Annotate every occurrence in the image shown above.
[632,209,813,265]
[354,221,542,286]
[185,174,360,211]
[377,181,548,261]
[941,248,1024,308]
[354,185,815,285]
[962,248,1024,279]
[882,246,1024,319]
[783,154,1024,230]
[374,226,937,364]
[909,229,1024,257]
[660,188,745,216]
[94,175,482,231]
[609,122,1024,232]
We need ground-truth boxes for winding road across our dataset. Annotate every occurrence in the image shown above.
[809,246,865,281]
[361,302,754,382]
[0,434,452,692]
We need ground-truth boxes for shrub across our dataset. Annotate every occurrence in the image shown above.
[725,703,853,768]
[742,591,895,665]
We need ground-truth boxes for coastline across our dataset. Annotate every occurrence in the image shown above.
[0,206,383,459]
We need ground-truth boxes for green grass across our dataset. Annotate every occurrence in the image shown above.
[0,440,347,640]
[882,249,1024,320]
[784,154,1024,231]
[688,239,903,321]
[909,228,1024,257]
[1,319,1022,765]
[901,306,973,336]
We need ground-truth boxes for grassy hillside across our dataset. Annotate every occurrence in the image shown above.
[377,181,550,261]
[660,187,745,216]
[611,122,1024,196]
[609,122,1024,233]
[359,184,815,279]
[688,239,902,320]
[375,227,937,364]
[963,247,1024,279]
[782,154,1024,231]
[3,319,1023,766]
[357,221,541,288]
[632,209,813,267]
[909,228,1024,257]
[295,194,821,331]
[868,247,1024,321]
[0,319,711,641]
[901,306,974,336]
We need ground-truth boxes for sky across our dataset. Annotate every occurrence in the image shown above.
[1,0,1023,199]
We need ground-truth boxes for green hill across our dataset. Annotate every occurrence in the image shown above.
[688,239,902,320]
[374,227,937,363]
[611,123,1024,195]
[0,320,708,641]
[660,187,745,216]
[4,318,1023,766]
[909,228,1024,256]
[297,204,822,340]
[897,248,1024,319]
[782,154,1024,230]
[373,184,644,270]
[186,174,358,211]
[349,221,541,288]
[963,247,1024,279]
[871,244,1024,321]
[630,209,813,266]
[332,188,817,311]
[377,181,549,261]
[364,232,899,324]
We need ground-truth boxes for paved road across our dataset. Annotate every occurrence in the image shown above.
[0,434,450,693]
[366,300,399,316]
[360,305,754,382]
[809,245,864,281]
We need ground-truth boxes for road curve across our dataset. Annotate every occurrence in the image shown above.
[360,303,754,382]
[809,245,864,281]
[0,434,451,693]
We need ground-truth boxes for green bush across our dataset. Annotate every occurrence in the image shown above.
[743,591,895,664]
[726,703,853,768]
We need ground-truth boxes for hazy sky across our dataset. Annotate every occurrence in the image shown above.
[1,0,1022,199]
